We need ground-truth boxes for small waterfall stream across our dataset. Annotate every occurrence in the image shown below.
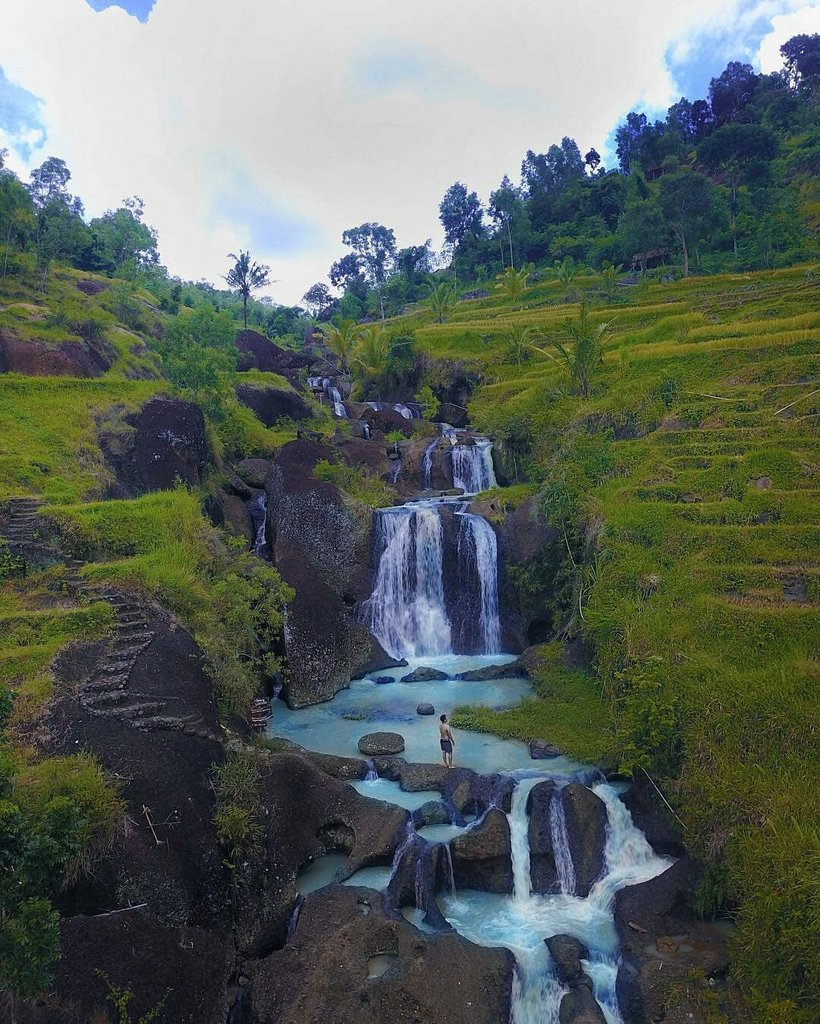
[452,438,497,494]
[248,491,268,558]
[549,793,577,896]
[457,511,502,653]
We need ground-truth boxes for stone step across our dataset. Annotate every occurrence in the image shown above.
[83,677,128,693]
[98,701,167,720]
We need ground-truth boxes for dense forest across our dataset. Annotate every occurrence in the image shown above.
[0,30,817,1024]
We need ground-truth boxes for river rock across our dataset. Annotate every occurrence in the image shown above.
[412,800,452,828]
[561,783,608,897]
[614,858,698,943]
[620,770,685,856]
[373,675,394,684]
[358,732,405,756]
[251,885,514,1024]
[546,934,591,988]
[234,457,271,488]
[451,808,513,894]
[401,666,449,682]
[386,833,451,931]
[527,780,558,894]
[455,659,528,681]
[530,738,562,759]
[417,702,435,715]
[558,985,607,1024]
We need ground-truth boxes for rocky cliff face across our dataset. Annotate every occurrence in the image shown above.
[265,439,396,706]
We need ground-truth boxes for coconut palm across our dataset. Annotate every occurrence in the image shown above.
[553,256,580,298]
[494,264,531,308]
[425,281,458,323]
[598,261,624,302]
[352,323,390,395]
[503,323,542,364]
[314,318,362,376]
[542,300,615,397]
[224,250,271,328]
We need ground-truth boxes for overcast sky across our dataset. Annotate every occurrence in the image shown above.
[0,0,817,304]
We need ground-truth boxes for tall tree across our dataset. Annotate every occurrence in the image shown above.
[301,282,333,319]
[27,156,88,289]
[616,200,668,273]
[699,124,778,255]
[708,62,758,125]
[87,197,159,275]
[438,182,483,276]
[340,223,396,324]
[780,33,820,95]
[489,176,524,268]
[224,250,271,328]
[658,169,714,276]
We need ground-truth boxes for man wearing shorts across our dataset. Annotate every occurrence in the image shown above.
[439,714,455,768]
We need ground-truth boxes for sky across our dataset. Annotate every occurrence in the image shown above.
[0,0,817,305]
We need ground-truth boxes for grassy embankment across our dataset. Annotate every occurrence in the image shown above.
[391,263,819,1019]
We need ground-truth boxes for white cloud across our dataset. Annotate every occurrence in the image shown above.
[0,0,816,303]
[757,4,820,70]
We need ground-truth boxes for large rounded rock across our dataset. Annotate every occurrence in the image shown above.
[358,732,405,756]
[235,458,271,489]
[546,934,590,988]
[621,770,685,856]
[236,383,312,425]
[561,783,608,897]
[530,738,561,759]
[417,703,435,715]
[401,666,449,682]
[558,985,606,1024]
[251,885,514,1024]
[527,780,558,894]
[102,396,212,497]
[451,808,513,893]
[0,325,116,377]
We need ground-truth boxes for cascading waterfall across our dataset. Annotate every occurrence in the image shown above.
[360,504,452,659]
[421,438,438,490]
[248,491,268,558]
[549,793,577,896]
[452,438,497,494]
[458,511,502,654]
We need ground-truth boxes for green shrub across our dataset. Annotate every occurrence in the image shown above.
[313,458,397,508]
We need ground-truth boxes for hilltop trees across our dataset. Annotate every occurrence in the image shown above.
[339,223,396,324]
[439,182,484,273]
[87,196,159,275]
[658,169,715,276]
[224,250,271,329]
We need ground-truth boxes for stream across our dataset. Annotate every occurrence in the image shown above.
[268,440,671,1023]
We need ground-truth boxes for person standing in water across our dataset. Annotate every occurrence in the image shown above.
[439,714,455,768]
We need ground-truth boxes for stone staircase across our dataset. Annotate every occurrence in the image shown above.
[1,497,220,744]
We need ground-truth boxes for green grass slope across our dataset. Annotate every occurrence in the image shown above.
[397,263,820,1020]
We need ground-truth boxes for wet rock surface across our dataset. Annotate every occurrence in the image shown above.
[455,658,527,681]
[251,885,514,1024]
[416,702,435,715]
[546,934,591,987]
[401,665,450,682]
[527,780,558,894]
[530,738,562,759]
[561,783,608,897]
[451,808,513,894]
[358,731,406,755]
[559,984,607,1024]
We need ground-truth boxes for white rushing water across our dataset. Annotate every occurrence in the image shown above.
[361,503,453,659]
[457,510,502,653]
[452,438,497,494]
[421,437,439,490]
[550,793,577,896]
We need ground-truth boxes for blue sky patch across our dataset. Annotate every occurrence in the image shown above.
[85,0,156,22]
[214,174,326,258]
[0,65,46,158]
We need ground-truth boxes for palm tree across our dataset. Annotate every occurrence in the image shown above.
[503,323,542,364]
[598,261,623,302]
[542,300,615,397]
[425,281,458,323]
[224,250,271,329]
[352,324,390,395]
[553,256,580,298]
[494,264,531,308]
[314,318,362,376]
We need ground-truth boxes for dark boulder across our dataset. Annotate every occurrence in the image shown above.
[546,934,590,988]
[235,330,297,373]
[558,985,607,1024]
[361,405,415,437]
[386,833,452,931]
[250,885,514,1024]
[76,278,108,296]
[102,396,211,497]
[434,402,468,427]
[416,702,435,715]
[358,732,405,755]
[266,439,385,706]
[373,675,394,685]
[450,808,512,893]
[527,780,558,894]
[455,659,527,681]
[561,783,608,897]
[235,383,312,425]
[614,858,698,945]
[401,666,449,682]
[530,739,561,759]
[621,770,686,857]
[222,493,254,542]
[234,457,271,488]
[412,800,452,828]
[0,325,115,377]
[235,752,407,954]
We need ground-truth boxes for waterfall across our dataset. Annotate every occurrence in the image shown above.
[248,491,268,558]
[364,759,378,781]
[509,780,536,903]
[452,438,497,494]
[421,438,438,490]
[458,512,501,653]
[286,895,304,943]
[441,844,456,896]
[360,505,452,659]
[549,793,577,896]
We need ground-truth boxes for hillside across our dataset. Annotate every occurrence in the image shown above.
[384,262,820,1016]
